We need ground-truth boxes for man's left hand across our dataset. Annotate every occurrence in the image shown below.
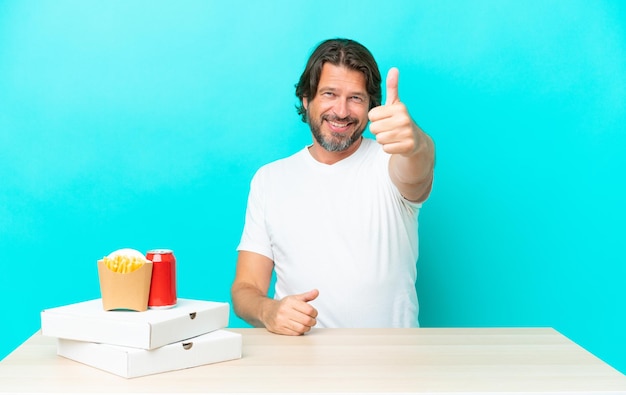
[368,67,423,157]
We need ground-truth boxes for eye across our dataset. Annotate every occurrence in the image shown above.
[351,96,365,103]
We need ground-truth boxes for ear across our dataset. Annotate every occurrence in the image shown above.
[302,97,309,110]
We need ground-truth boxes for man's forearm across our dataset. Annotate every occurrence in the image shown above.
[231,283,274,328]
[389,127,435,202]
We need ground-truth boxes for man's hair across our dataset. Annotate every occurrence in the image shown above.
[295,38,382,123]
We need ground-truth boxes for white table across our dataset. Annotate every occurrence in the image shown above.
[1,327,625,394]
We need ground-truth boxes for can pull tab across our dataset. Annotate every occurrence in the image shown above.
[189,312,197,320]
[182,342,193,350]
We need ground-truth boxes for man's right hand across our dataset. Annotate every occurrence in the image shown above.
[231,251,319,335]
[261,289,319,335]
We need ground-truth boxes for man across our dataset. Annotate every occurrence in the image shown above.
[231,38,435,335]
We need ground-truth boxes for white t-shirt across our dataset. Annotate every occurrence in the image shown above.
[237,138,423,327]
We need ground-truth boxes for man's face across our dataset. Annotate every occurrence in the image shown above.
[303,63,370,152]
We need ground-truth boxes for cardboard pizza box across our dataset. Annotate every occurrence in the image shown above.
[57,329,242,378]
[41,298,229,349]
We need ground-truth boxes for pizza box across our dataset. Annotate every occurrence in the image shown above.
[41,298,229,349]
[57,329,242,378]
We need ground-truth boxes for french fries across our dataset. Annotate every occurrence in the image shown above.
[101,255,146,274]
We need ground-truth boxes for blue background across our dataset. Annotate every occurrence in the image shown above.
[1,0,625,374]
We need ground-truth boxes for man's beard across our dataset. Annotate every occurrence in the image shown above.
[309,114,366,152]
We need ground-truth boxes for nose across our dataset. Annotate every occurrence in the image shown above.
[332,98,350,119]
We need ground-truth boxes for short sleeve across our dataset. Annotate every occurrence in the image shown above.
[236,168,274,261]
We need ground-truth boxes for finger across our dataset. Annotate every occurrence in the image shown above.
[291,312,317,329]
[268,325,301,336]
[271,302,316,334]
[296,288,319,303]
[378,140,410,155]
[385,67,400,106]
[294,321,315,334]
[287,320,314,335]
[290,290,319,320]
[369,113,399,135]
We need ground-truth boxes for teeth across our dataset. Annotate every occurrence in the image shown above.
[329,121,349,128]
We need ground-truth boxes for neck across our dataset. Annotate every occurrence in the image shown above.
[308,137,363,165]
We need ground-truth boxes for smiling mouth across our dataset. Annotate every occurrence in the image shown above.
[324,116,356,133]
[329,120,350,129]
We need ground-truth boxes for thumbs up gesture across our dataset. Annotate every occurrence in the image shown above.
[368,68,422,157]
[369,67,435,202]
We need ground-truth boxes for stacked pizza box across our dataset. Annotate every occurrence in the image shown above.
[40,299,242,378]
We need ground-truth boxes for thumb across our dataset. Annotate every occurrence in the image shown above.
[384,67,400,106]
[296,289,319,303]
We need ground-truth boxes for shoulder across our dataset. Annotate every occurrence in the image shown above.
[250,147,309,186]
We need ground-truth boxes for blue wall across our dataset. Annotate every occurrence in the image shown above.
[1,0,625,373]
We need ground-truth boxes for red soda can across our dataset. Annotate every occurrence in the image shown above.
[146,249,177,309]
